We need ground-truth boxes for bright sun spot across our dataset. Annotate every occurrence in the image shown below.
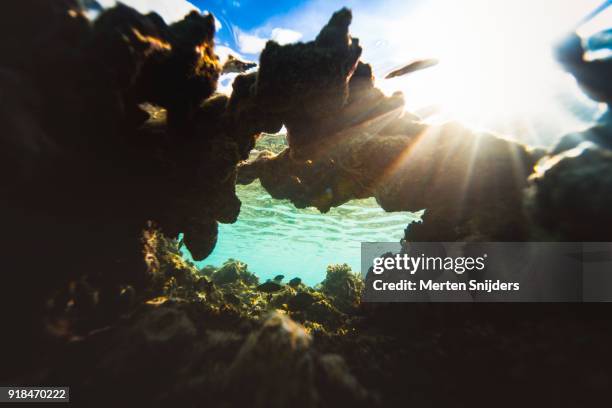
[369,0,609,145]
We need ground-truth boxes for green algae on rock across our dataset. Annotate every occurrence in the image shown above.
[320,264,364,314]
[126,234,359,333]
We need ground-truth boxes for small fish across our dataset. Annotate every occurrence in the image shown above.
[385,58,439,79]
[257,280,283,293]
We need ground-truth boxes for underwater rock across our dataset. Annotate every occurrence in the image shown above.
[0,67,57,183]
[237,11,539,241]
[526,142,612,240]
[237,9,544,242]
[89,3,170,89]
[237,127,421,212]
[129,10,221,130]
[199,265,217,278]
[555,32,612,105]
[153,234,215,299]
[75,303,201,406]
[182,219,218,261]
[552,121,612,154]
[43,299,242,406]
[225,311,370,408]
[303,299,347,330]
[212,259,259,286]
[288,291,318,311]
[240,120,540,240]
[224,311,315,407]
[0,1,266,372]
[378,123,541,241]
[119,304,196,346]
[320,264,364,314]
[236,13,422,215]
[316,354,370,406]
[255,8,362,154]
[551,32,612,155]
[223,72,284,163]
[526,30,612,241]
[221,54,257,74]
[288,277,303,288]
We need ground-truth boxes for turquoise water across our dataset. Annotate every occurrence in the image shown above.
[182,134,419,285]
[185,180,418,285]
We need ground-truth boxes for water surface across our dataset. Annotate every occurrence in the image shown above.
[185,135,419,285]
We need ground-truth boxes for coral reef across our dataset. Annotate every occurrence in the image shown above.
[320,264,364,313]
[29,236,373,406]
[238,17,612,246]
[239,59,542,242]
[526,142,612,240]
[255,8,362,154]
[18,237,612,407]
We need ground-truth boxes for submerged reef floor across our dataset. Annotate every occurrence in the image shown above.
[11,235,612,408]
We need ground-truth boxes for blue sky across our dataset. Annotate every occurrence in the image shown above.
[204,0,425,58]
[194,0,391,57]
[194,0,303,32]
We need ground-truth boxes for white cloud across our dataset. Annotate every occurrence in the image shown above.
[214,17,223,31]
[236,27,303,54]
[236,31,268,54]
[218,73,238,95]
[96,0,219,25]
[271,28,303,44]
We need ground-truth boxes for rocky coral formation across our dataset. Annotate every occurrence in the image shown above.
[239,40,542,242]
[28,236,373,407]
[224,311,369,408]
[255,8,363,154]
[238,13,611,245]
[554,32,612,105]
[41,301,371,407]
[320,264,364,313]
[0,0,274,378]
[194,254,356,331]
[15,238,612,407]
[237,59,425,212]
[524,31,612,241]
[526,142,612,240]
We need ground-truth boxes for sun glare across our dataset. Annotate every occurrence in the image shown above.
[373,0,607,144]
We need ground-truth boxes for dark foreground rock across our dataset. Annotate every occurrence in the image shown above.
[12,238,612,407]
